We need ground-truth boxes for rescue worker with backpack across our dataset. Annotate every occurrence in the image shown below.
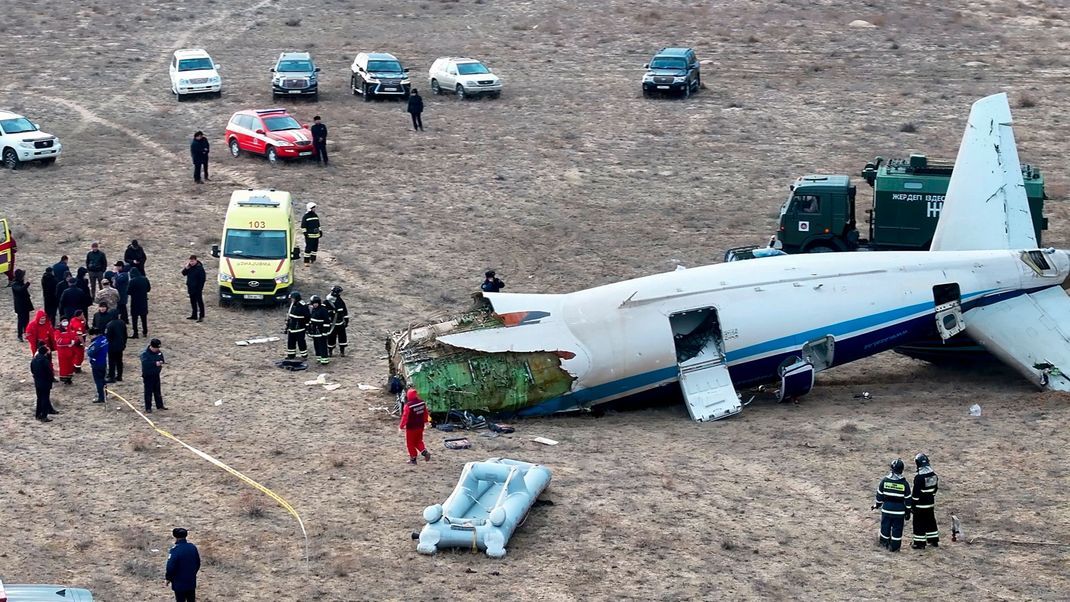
[911,453,940,549]
[872,458,912,552]
[284,291,310,360]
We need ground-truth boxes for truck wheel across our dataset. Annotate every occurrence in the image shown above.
[266,146,278,164]
[2,148,19,170]
[229,139,241,158]
[431,79,441,95]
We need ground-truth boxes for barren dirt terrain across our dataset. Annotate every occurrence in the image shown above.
[2,0,1069,600]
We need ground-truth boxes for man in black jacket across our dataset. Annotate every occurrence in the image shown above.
[85,241,108,296]
[105,314,127,383]
[113,261,130,324]
[41,267,58,326]
[31,345,57,422]
[407,89,424,131]
[140,338,166,412]
[90,302,112,335]
[191,131,210,183]
[127,267,150,338]
[311,115,328,166]
[181,255,206,322]
[58,274,86,320]
[125,240,147,275]
[11,269,33,341]
[166,527,201,602]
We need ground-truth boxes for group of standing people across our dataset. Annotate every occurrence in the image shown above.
[872,454,941,552]
[284,285,349,365]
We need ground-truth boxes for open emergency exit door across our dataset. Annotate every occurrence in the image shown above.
[933,283,965,340]
[670,308,741,422]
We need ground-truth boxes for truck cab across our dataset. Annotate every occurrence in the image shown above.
[210,189,301,306]
[774,175,857,253]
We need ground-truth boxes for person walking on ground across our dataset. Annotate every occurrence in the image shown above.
[105,313,127,383]
[94,276,120,315]
[127,267,151,338]
[300,202,321,264]
[74,267,92,317]
[58,273,85,320]
[25,309,55,358]
[311,115,328,166]
[166,527,201,602]
[284,291,310,360]
[69,309,87,373]
[140,338,167,413]
[910,453,940,549]
[10,269,33,341]
[308,295,332,365]
[872,458,912,552]
[181,255,206,322]
[400,389,431,464]
[85,242,108,296]
[190,131,210,184]
[51,255,71,282]
[481,270,505,293]
[54,318,78,385]
[41,267,59,325]
[113,261,130,324]
[407,89,424,131]
[125,240,147,275]
[31,345,57,422]
[87,333,109,404]
[325,285,348,357]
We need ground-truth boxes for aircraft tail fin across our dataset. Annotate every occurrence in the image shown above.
[930,92,1036,252]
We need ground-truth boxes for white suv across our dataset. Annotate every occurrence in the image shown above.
[169,49,222,100]
[428,57,502,99]
[0,110,62,169]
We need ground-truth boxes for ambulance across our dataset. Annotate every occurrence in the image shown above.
[211,189,300,305]
[0,218,15,282]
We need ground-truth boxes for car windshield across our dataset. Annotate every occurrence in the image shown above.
[178,57,214,71]
[277,60,314,72]
[367,60,403,72]
[457,62,490,75]
[263,116,302,131]
[650,57,687,70]
[224,229,287,259]
[0,117,37,134]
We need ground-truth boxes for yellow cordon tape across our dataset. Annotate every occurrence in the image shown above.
[106,388,309,565]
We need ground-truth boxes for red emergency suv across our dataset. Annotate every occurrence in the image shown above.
[224,108,317,164]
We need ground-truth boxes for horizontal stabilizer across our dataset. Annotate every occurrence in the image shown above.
[964,287,1070,390]
[482,292,565,319]
[930,93,1036,251]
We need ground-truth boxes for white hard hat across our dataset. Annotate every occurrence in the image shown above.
[306,202,317,211]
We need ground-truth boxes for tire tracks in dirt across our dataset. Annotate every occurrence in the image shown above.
[41,94,259,189]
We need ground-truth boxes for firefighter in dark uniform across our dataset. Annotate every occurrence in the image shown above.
[872,458,912,552]
[307,295,333,365]
[325,285,348,357]
[300,202,321,264]
[910,453,940,548]
[285,291,310,360]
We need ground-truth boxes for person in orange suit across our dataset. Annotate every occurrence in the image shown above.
[68,309,88,373]
[399,389,432,465]
[54,319,79,384]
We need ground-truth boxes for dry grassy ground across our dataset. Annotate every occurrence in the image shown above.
[2,1,1069,600]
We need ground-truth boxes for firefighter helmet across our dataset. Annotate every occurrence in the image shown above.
[290,291,301,300]
[309,295,321,304]
[890,458,905,474]
[331,285,343,295]
[914,453,930,468]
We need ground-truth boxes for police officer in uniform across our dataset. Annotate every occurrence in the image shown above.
[311,116,328,166]
[481,270,505,293]
[325,285,348,357]
[307,295,333,365]
[872,458,912,552]
[910,453,940,548]
[300,202,321,264]
[285,291,310,360]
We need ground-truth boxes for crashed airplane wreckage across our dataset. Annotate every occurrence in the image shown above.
[388,93,1070,422]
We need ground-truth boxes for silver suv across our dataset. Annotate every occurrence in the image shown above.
[271,52,320,99]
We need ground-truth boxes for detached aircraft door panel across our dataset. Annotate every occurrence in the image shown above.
[670,308,741,422]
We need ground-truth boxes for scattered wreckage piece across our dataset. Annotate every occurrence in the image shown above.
[416,458,551,558]
[236,336,281,346]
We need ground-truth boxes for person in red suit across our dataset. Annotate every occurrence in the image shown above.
[400,389,432,465]
[24,309,55,356]
[68,310,88,373]
[54,319,79,384]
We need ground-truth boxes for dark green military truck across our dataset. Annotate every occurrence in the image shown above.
[772,154,1047,253]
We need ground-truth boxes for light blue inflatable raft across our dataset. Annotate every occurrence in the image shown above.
[417,458,551,558]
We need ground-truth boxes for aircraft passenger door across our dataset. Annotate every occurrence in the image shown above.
[670,308,742,422]
[933,283,965,340]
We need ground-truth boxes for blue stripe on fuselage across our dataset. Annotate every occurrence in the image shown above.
[514,285,1055,417]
